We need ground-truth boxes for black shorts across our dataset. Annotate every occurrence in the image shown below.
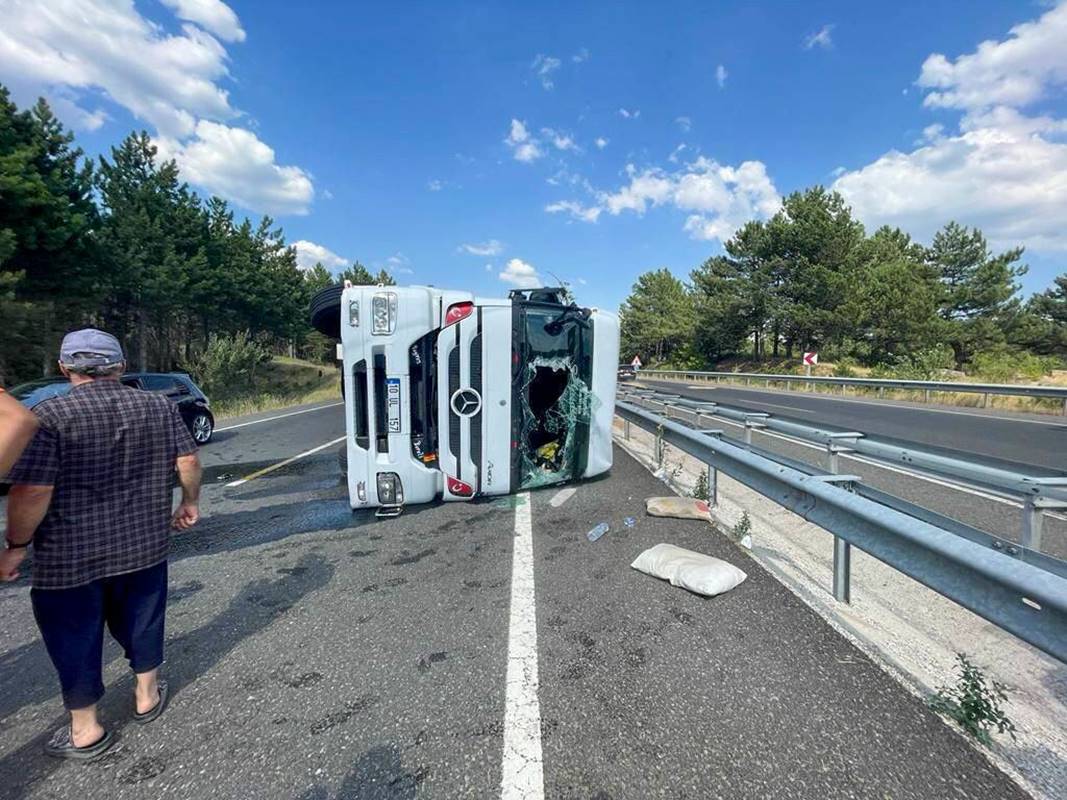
[31,562,168,710]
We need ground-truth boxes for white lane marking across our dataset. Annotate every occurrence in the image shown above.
[501,493,545,800]
[549,487,576,507]
[225,436,346,487]
[215,402,343,432]
[668,382,1066,427]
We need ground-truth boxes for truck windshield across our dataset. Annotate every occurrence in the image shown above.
[513,304,595,490]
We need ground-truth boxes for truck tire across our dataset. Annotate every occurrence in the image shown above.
[310,284,343,339]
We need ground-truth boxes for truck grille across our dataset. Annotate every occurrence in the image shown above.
[469,333,483,476]
[448,340,461,459]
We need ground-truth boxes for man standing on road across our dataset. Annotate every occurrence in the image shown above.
[0,387,38,476]
[0,329,203,760]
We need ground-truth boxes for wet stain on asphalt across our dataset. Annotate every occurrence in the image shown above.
[309,695,378,735]
[168,580,204,605]
[119,756,167,784]
[286,671,323,688]
[348,549,377,558]
[416,651,448,673]
[389,548,435,566]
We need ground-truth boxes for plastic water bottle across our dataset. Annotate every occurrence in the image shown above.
[586,522,609,542]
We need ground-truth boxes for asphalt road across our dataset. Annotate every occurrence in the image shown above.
[0,402,1031,798]
[637,379,1067,473]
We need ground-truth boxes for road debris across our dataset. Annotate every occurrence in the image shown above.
[550,487,577,507]
[586,522,609,542]
[645,497,712,522]
[623,516,636,528]
[631,543,747,597]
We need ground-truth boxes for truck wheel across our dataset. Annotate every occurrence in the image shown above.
[310,284,343,339]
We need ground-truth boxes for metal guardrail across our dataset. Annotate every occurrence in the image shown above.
[621,386,1067,551]
[615,400,1067,664]
[637,369,1067,414]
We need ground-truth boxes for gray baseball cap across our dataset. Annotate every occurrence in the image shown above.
[59,329,125,368]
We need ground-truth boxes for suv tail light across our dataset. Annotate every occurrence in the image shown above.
[446,475,473,497]
[444,302,474,327]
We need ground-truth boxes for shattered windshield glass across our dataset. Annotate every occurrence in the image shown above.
[515,306,597,490]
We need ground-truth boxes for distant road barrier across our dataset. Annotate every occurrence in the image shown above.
[615,399,1067,664]
[636,369,1067,415]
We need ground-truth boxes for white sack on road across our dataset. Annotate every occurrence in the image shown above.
[631,543,747,597]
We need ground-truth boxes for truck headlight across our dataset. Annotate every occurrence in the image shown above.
[371,293,397,335]
[348,299,360,327]
[376,472,403,505]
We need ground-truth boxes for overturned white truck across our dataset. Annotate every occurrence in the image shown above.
[310,284,620,514]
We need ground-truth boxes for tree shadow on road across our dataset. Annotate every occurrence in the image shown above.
[0,553,335,797]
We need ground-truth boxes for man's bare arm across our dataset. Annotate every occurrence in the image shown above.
[5,485,54,546]
[0,392,38,477]
[172,452,202,530]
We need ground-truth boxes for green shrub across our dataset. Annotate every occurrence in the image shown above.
[928,653,1016,746]
[870,345,955,381]
[970,350,1053,383]
[691,468,710,501]
[187,331,272,399]
[832,357,857,378]
[730,511,752,542]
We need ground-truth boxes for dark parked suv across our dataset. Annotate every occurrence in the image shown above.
[8,372,215,444]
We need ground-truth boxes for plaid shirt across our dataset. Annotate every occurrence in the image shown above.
[5,380,198,589]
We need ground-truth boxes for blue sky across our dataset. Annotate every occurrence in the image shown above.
[3,1,1066,310]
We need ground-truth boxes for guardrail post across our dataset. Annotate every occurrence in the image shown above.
[827,440,857,605]
[923,388,930,403]
[982,392,990,409]
[1062,396,1066,416]
[1022,499,1044,551]
[707,461,718,507]
[623,418,631,440]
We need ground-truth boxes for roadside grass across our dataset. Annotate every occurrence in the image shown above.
[655,365,1067,416]
[211,356,340,419]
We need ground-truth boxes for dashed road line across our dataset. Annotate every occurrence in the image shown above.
[500,492,545,800]
[215,402,343,432]
[225,436,346,487]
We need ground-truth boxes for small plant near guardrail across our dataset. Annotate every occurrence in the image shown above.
[928,653,1017,746]
[691,468,710,501]
[729,511,752,543]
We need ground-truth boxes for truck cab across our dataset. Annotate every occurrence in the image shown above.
[312,284,619,514]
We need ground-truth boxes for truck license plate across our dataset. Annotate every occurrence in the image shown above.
[386,378,402,433]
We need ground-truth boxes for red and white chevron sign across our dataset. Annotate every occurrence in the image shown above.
[803,352,818,366]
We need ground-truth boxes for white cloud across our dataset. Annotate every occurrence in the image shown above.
[619,108,641,119]
[459,240,505,256]
[833,2,1067,251]
[829,165,846,178]
[156,121,314,216]
[160,0,245,42]
[547,157,781,243]
[531,54,562,90]
[715,64,728,88]
[595,137,609,149]
[675,116,692,132]
[427,179,443,191]
[0,0,314,215]
[545,200,602,223]
[384,253,414,275]
[917,4,1067,113]
[572,48,590,63]
[804,24,834,50]
[292,240,347,271]
[668,143,688,163]
[505,118,543,162]
[541,128,579,152]
[499,258,542,289]
[484,263,494,273]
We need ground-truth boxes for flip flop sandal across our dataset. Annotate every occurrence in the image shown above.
[45,726,115,761]
[134,679,169,725]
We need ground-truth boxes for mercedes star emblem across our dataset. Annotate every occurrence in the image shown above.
[450,388,482,417]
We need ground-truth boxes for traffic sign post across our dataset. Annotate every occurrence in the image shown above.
[803,352,818,388]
